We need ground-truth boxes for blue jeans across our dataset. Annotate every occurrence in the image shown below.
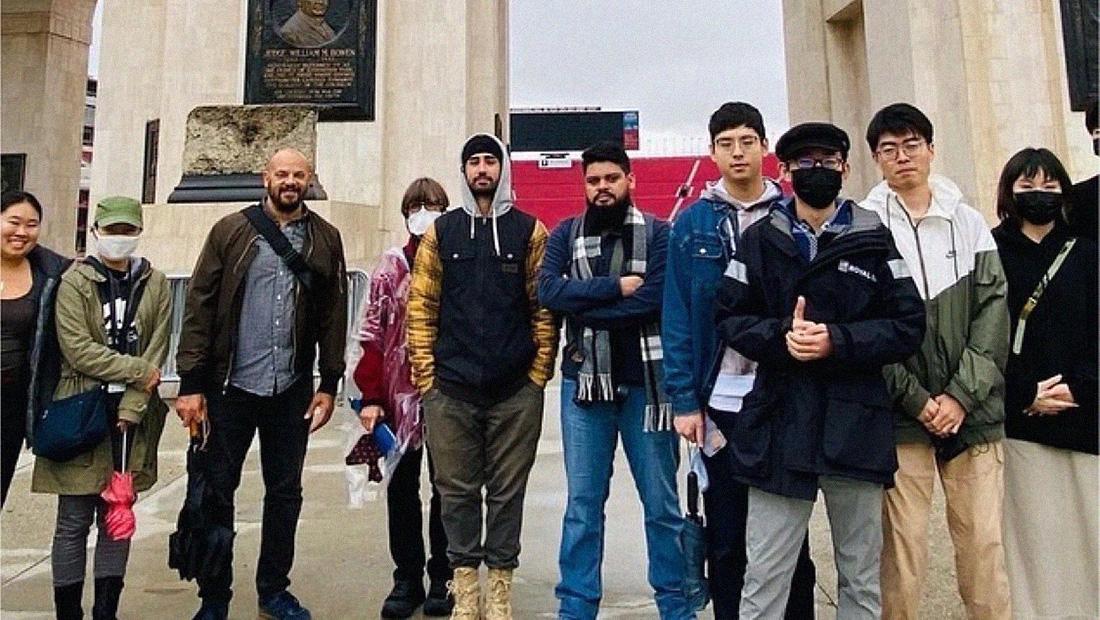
[555,379,695,620]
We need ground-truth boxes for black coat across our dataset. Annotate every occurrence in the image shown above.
[992,222,1098,454]
[24,244,72,446]
[715,200,926,500]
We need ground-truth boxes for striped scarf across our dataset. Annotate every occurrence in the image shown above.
[568,205,672,432]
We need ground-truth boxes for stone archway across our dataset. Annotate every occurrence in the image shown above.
[1,0,96,252]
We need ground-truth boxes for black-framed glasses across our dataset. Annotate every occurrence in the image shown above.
[714,136,761,153]
[876,139,927,161]
[789,157,843,171]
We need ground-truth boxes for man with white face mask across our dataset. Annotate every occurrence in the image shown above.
[351,178,452,618]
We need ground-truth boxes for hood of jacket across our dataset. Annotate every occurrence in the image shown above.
[459,133,513,219]
[700,177,784,211]
[862,174,965,222]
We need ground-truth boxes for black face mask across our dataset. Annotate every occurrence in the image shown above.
[1014,190,1063,225]
[791,167,843,209]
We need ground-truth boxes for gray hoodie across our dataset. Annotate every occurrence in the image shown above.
[459,133,514,256]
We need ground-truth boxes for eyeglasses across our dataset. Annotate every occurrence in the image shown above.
[876,139,927,161]
[407,201,445,213]
[788,157,843,171]
[714,136,761,153]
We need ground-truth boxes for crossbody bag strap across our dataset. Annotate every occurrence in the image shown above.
[242,204,314,291]
[1012,238,1076,355]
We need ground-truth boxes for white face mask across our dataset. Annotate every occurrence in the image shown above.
[94,230,141,261]
[407,209,441,237]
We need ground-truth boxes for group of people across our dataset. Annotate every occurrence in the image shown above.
[0,97,1094,620]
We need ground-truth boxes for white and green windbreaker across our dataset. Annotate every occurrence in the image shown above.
[861,175,1010,445]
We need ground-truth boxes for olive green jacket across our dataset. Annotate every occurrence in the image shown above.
[32,259,171,495]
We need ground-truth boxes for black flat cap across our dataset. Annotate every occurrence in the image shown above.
[774,122,850,161]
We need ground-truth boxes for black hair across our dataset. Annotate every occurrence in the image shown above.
[995,147,1072,222]
[708,102,766,142]
[581,141,631,173]
[865,103,934,152]
[1086,97,1098,133]
[1,190,43,218]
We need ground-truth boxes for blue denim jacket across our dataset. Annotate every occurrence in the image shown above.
[661,190,783,415]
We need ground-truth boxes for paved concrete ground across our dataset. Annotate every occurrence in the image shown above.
[1,385,966,619]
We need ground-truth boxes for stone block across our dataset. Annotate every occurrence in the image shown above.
[180,104,318,176]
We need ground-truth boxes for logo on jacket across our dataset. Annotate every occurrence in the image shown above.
[837,260,876,282]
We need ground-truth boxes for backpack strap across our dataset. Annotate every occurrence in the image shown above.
[242,204,315,291]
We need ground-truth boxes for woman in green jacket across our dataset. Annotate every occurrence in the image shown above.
[32,197,170,620]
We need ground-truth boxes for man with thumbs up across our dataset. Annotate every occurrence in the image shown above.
[714,123,926,619]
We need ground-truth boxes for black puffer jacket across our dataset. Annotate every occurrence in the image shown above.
[25,244,73,445]
[715,199,925,500]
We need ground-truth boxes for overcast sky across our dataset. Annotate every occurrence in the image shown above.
[90,1,789,154]
[509,0,789,154]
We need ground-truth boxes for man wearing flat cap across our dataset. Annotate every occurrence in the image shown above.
[407,133,557,619]
[713,122,926,618]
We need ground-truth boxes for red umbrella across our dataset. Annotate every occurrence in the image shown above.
[101,429,136,541]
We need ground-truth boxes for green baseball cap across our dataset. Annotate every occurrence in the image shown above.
[94,196,143,229]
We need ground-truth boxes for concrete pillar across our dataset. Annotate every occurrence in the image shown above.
[1,0,96,253]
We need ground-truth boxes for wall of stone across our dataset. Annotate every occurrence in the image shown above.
[1,0,95,253]
[782,0,1093,221]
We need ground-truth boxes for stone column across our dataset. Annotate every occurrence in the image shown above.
[1,0,96,253]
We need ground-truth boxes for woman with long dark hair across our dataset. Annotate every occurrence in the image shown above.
[0,190,69,506]
[992,148,1098,619]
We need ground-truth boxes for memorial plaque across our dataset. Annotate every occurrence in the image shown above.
[245,0,377,121]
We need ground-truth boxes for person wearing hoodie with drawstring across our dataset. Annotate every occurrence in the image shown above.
[407,133,557,620]
[860,103,1012,620]
[662,102,815,619]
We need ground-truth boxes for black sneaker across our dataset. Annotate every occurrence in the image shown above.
[422,579,454,617]
[381,579,426,619]
[258,591,311,620]
[191,600,229,620]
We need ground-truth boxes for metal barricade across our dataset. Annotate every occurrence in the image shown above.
[161,269,372,390]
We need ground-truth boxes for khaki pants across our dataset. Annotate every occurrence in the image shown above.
[881,441,1011,620]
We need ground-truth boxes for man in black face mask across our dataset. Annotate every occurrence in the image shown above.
[714,122,926,618]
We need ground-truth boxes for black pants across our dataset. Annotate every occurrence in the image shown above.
[1,379,27,507]
[703,447,816,619]
[197,380,312,603]
[387,446,450,584]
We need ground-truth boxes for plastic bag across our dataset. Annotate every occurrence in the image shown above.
[343,397,403,508]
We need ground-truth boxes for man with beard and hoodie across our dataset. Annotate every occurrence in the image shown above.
[176,148,348,620]
[538,142,693,620]
[662,102,816,619]
[716,122,926,619]
[860,103,1012,620]
[407,133,557,620]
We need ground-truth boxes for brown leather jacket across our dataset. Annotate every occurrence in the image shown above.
[176,204,347,396]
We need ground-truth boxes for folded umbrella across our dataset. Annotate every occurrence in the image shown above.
[682,468,710,611]
[100,428,136,541]
[168,420,235,583]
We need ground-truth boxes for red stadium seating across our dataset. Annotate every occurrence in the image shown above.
[512,154,785,231]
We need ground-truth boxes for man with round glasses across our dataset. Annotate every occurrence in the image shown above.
[861,102,1012,620]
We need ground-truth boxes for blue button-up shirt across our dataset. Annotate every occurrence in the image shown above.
[781,199,852,262]
[230,213,307,396]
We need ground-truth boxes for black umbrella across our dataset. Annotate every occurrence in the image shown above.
[168,421,235,583]
[682,469,710,611]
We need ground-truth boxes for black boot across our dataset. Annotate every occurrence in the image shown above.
[91,576,123,620]
[54,582,84,620]
[380,579,425,619]
[422,579,454,617]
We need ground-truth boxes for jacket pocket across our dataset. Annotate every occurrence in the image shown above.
[728,386,775,477]
[822,383,895,474]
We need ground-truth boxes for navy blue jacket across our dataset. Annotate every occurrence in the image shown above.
[538,213,668,384]
[715,199,925,499]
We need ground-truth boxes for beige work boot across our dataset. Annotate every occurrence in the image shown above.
[484,568,513,620]
[448,567,481,620]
